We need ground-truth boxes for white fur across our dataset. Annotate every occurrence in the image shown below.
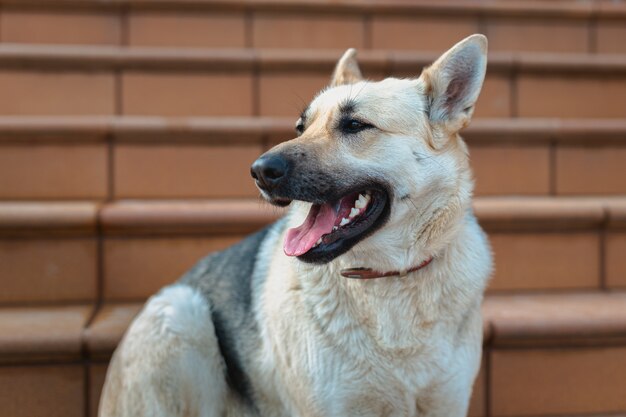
[99,285,232,417]
[255,214,490,416]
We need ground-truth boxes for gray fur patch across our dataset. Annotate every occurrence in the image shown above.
[179,220,284,409]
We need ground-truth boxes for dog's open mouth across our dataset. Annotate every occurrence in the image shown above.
[282,189,390,263]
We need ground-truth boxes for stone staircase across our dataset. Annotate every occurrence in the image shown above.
[1,1,626,416]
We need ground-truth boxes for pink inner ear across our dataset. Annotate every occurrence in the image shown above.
[444,75,470,113]
[429,40,485,122]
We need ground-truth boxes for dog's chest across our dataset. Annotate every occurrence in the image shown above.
[257,315,451,417]
[255,278,455,417]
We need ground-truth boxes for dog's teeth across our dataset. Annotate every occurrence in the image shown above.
[333,226,338,231]
[315,238,322,246]
[340,218,350,226]
[349,207,360,218]
[355,195,366,209]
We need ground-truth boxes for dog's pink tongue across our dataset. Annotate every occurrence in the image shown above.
[284,203,336,256]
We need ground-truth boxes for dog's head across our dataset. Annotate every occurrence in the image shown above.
[251,35,487,268]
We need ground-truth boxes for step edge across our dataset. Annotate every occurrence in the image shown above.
[2,117,626,145]
[1,197,625,236]
[2,0,623,19]
[1,44,626,74]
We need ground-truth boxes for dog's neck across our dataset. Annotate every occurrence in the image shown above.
[292,207,481,354]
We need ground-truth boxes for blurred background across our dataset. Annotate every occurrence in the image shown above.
[1,0,626,416]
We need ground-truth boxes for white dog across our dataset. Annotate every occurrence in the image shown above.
[100,34,493,417]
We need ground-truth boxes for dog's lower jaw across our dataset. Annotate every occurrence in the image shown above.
[323,187,470,277]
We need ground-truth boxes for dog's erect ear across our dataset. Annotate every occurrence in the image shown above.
[331,48,363,87]
[421,34,487,133]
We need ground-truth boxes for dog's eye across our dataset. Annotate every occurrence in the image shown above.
[295,122,305,135]
[340,119,373,134]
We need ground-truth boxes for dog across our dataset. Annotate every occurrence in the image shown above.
[99,34,493,417]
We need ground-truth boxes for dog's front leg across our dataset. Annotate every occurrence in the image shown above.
[418,316,483,417]
[99,285,230,417]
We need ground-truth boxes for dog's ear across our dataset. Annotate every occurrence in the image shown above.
[331,48,363,87]
[421,34,487,134]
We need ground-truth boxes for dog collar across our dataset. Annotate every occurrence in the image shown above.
[340,257,433,279]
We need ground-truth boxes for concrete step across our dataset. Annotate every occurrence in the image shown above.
[0,304,93,417]
[0,45,624,118]
[2,292,626,416]
[0,0,625,55]
[0,197,625,305]
[2,116,626,200]
[482,292,626,417]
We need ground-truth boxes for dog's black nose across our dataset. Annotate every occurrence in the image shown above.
[251,154,289,191]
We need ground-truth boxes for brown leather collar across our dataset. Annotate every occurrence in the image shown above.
[340,257,434,279]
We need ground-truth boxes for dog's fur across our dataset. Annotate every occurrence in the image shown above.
[100,35,493,417]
